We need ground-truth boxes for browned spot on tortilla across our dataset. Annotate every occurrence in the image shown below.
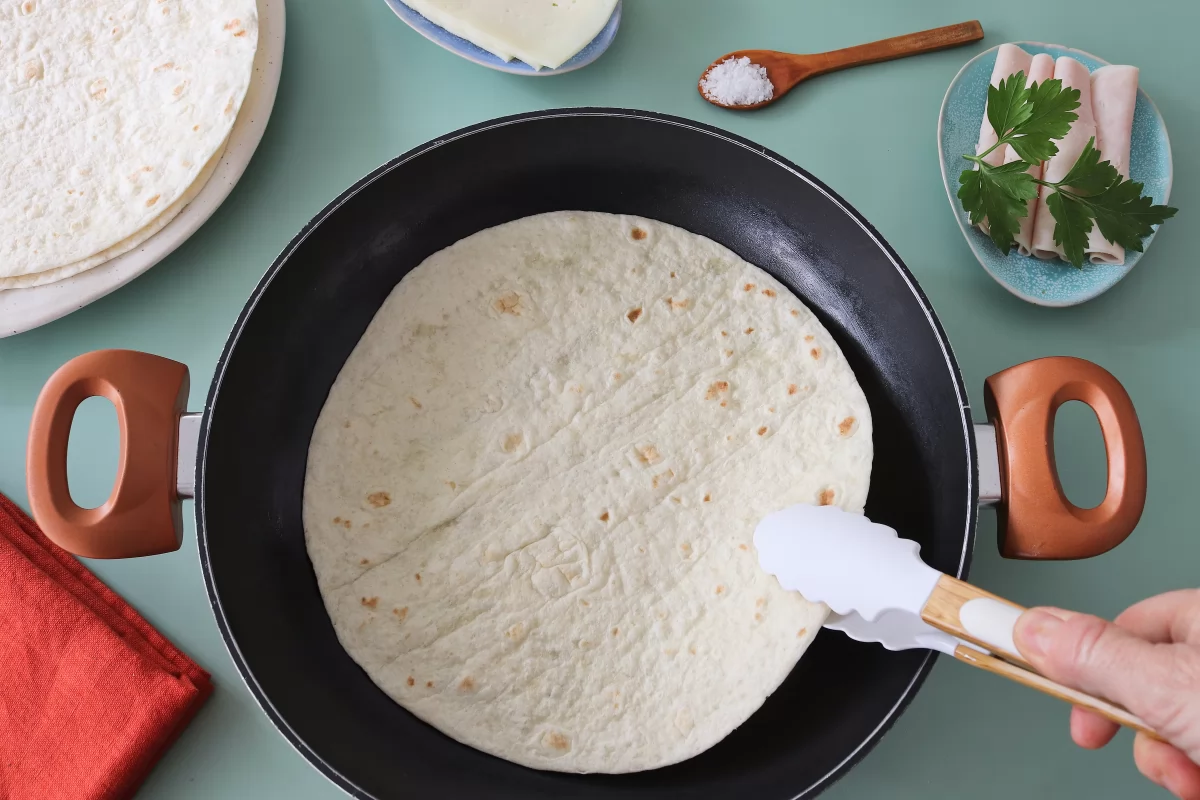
[755,613,763,622]
[838,417,856,436]
[233,28,246,35]
[755,597,766,608]
[505,622,526,638]
[459,677,475,691]
[665,296,690,310]
[651,469,674,489]
[637,546,646,554]
[172,81,187,97]
[342,519,352,529]
[546,732,571,751]
[719,401,727,408]
[631,227,647,240]
[791,309,800,317]
[409,396,422,409]
[724,349,734,357]
[361,597,378,609]
[818,488,836,506]
[689,646,697,655]
[715,585,725,595]
[332,516,342,524]
[393,607,408,620]
[811,347,822,360]
[22,1,34,12]
[626,307,642,323]
[705,381,729,400]
[703,494,711,502]
[367,491,391,508]
[804,334,815,342]
[580,600,589,607]
[636,444,662,465]
[671,496,682,505]
[224,18,241,29]
[445,481,456,490]
[426,681,434,688]
[788,384,798,395]
[599,511,609,522]
[743,283,755,292]
[503,432,523,453]
[193,125,200,131]
[224,98,235,115]
[721,330,728,337]
[680,542,692,557]
[798,627,808,638]
[415,573,422,582]
[762,289,776,298]
[155,61,174,71]
[738,543,749,551]
[768,406,776,413]
[757,426,768,436]
[670,271,676,278]
[360,558,369,565]
[343,421,351,428]
[407,676,415,686]
[613,372,622,380]
[611,627,619,636]
[493,291,522,315]
[745,327,754,334]
[145,194,161,207]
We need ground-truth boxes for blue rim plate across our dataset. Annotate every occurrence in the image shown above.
[382,0,622,75]
[938,42,1173,307]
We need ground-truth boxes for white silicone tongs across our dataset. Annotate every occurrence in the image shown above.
[754,504,1159,738]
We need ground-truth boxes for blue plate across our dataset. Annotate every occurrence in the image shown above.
[938,42,1173,307]
[382,0,622,75]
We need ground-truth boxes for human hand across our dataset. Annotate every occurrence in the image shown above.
[1013,590,1200,799]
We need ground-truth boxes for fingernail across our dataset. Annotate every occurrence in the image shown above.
[1017,609,1062,659]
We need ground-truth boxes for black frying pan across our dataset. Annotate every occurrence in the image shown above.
[26,109,1147,799]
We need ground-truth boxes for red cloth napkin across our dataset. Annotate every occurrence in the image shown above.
[0,492,212,800]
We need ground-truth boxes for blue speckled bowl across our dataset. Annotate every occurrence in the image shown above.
[938,42,1173,307]
[382,0,622,75]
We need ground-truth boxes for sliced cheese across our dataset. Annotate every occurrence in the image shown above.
[403,0,617,69]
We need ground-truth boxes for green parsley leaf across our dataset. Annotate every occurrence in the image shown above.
[1046,191,1093,268]
[1058,137,1119,195]
[1006,78,1080,164]
[1068,177,1179,254]
[958,161,1038,252]
[985,72,1032,147]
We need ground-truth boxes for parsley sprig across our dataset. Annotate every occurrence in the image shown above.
[958,71,1176,267]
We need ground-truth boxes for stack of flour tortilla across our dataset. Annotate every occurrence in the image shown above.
[0,0,259,290]
[303,211,874,773]
[974,44,1140,265]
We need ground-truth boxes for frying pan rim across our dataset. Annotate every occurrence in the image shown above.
[194,107,979,800]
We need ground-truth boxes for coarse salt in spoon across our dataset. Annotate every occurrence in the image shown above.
[754,503,1161,739]
[699,20,985,110]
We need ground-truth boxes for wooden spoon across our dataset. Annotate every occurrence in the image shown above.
[699,20,985,110]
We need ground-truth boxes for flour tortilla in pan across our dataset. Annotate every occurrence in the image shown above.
[0,0,257,280]
[303,212,874,773]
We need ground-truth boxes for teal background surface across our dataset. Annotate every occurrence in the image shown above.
[1,1,1196,797]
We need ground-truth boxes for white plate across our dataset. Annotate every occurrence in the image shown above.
[0,0,286,338]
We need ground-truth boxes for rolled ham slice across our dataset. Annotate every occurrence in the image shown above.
[1086,65,1140,264]
[1031,57,1097,260]
[975,45,1034,167]
[1007,53,1056,255]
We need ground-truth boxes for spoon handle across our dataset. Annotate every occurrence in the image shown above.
[804,20,984,78]
[953,644,1162,740]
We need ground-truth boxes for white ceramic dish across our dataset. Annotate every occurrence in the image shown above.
[0,0,286,338]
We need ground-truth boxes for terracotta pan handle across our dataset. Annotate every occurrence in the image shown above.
[27,350,189,559]
[984,357,1146,560]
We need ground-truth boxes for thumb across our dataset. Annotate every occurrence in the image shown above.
[1015,607,1197,744]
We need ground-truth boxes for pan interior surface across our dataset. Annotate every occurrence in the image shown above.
[199,110,974,800]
